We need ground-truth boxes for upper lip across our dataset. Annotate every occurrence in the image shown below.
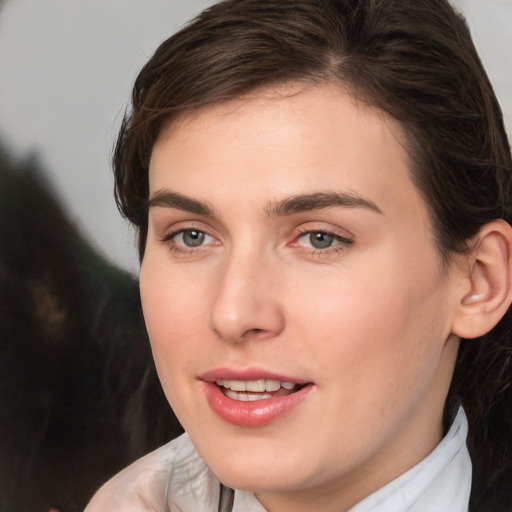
[200,367,311,385]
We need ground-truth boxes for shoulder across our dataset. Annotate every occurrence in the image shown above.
[85,433,194,512]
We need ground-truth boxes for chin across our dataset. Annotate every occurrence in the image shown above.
[202,440,318,493]
[218,467,303,494]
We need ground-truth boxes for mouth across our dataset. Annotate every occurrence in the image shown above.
[201,370,314,427]
[215,379,304,401]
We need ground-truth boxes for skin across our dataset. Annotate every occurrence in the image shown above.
[140,83,466,512]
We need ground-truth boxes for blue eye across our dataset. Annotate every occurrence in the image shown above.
[179,229,206,247]
[161,227,218,255]
[308,232,335,249]
[294,229,352,253]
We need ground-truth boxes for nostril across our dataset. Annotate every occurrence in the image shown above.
[241,327,268,339]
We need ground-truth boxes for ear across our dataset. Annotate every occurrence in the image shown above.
[452,219,512,339]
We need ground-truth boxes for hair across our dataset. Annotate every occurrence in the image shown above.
[112,0,512,510]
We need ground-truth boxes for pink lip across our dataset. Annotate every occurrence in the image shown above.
[201,367,309,384]
[200,367,314,428]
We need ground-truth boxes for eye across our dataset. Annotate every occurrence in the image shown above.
[178,229,208,247]
[293,229,353,252]
[162,228,217,251]
[306,232,336,249]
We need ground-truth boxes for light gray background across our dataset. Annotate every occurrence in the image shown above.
[0,0,511,274]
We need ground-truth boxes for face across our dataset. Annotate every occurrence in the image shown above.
[141,84,462,511]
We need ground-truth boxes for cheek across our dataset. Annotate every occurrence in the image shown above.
[279,259,451,471]
[139,259,207,390]
[287,248,450,400]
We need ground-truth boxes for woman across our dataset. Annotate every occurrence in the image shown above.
[86,0,512,510]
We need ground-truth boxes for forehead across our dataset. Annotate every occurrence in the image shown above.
[154,81,407,155]
[149,83,414,205]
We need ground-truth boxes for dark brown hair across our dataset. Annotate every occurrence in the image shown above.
[113,1,512,509]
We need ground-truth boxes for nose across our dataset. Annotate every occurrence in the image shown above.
[209,249,285,344]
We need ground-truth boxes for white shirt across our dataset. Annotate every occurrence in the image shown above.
[85,407,471,512]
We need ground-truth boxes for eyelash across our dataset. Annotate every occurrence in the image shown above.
[294,228,354,255]
[160,227,354,257]
[160,228,216,254]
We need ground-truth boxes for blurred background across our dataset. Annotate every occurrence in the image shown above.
[0,0,510,275]
[0,0,215,274]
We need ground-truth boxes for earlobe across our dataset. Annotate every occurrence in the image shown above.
[452,220,512,339]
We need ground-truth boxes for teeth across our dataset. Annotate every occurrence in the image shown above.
[246,380,266,392]
[225,390,273,401]
[265,379,280,392]
[215,379,296,393]
[229,380,246,391]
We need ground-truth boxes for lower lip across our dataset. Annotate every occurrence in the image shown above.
[203,382,314,428]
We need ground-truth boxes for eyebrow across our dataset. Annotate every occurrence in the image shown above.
[267,191,383,217]
[148,189,215,216]
[148,189,383,217]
